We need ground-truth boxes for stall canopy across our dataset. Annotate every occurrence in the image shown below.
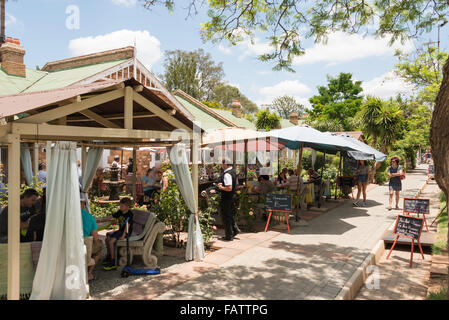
[268,125,360,154]
[202,127,268,145]
[335,133,387,162]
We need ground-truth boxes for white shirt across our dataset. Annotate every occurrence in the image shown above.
[223,167,233,186]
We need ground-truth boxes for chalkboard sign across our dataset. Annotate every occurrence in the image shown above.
[266,194,292,212]
[393,215,424,240]
[428,164,434,175]
[338,176,355,187]
[403,198,430,215]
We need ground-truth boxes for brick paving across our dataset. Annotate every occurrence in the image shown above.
[356,179,442,300]
[108,164,430,300]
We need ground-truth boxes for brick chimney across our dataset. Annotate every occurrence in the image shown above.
[0,39,26,77]
[231,99,242,118]
[289,111,299,125]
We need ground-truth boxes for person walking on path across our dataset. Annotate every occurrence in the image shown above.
[353,160,370,207]
[387,157,404,210]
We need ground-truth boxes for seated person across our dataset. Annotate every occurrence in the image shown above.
[26,188,46,242]
[287,169,304,193]
[80,196,103,281]
[277,168,288,185]
[142,161,162,201]
[308,168,322,198]
[252,175,275,195]
[0,188,39,243]
[103,197,133,270]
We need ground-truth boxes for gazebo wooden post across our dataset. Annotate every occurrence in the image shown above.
[7,133,20,300]
[120,149,124,180]
[81,145,87,175]
[132,147,137,202]
[33,143,39,178]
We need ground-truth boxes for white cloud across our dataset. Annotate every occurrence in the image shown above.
[256,80,312,108]
[111,0,137,7]
[259,80,311,96]
[68,29,161,69]
[218,45,231,55]
[362,71,415,99]
[238,37,272,61]
[293,32,414,66]
[5,13,17,27]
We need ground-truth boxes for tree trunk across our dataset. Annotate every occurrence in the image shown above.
[429,57,449,300]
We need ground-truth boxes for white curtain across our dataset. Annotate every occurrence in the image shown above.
[167,144,204,262]
[20,143,34,186]
[81,147,103,212]
[30,141,88,300]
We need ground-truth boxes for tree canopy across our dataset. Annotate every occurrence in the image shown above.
[211,83,258,114]
[269,95,305,119]
[255,109,281,131]
[308,72,363,131]
[143,0,449,72]
[160,49,224,100]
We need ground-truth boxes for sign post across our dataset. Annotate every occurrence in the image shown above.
[386,215,425,268]
[403,198,430,232]
[264,194,292,233]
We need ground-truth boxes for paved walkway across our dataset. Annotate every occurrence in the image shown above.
[112,164,430,300]
[356,179,441,300]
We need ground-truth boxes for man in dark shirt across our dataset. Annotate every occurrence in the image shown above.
[103,197,134,270]
[0,188,39,243]
[26,189,46,242]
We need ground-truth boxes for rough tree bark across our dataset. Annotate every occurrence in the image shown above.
[429,57,449,300]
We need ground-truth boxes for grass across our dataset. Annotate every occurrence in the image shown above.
[427,287,448,300]
[431,201,448,255]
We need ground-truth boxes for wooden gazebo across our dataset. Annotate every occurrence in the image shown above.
[0,77,201,299]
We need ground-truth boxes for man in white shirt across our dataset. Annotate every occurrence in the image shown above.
[217,158,240,241]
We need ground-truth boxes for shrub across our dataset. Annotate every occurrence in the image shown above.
[90,198,119,218]
[236,188,257,231]
[439,191,446,203]
[151,174,189,247]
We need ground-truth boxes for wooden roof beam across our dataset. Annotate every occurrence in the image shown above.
[16,88,125,125]
[133,91,191,132]
[79,109,121,129]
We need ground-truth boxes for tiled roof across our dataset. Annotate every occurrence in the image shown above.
[212,109,257,130]
[0,59,128,97]
[174,95,229,131]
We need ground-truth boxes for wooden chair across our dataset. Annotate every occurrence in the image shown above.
[115,210,165,269]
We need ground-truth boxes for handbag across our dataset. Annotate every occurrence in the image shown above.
[400,173,406,180]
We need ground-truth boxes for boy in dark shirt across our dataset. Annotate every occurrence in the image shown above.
[0,188,39,243]
[103,197,133,270]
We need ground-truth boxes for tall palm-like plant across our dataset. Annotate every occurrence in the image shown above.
[357,96,404,181]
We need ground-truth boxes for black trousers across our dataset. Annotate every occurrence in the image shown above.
[220,195,239,238]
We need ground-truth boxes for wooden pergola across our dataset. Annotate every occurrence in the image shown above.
[0,77,201,300]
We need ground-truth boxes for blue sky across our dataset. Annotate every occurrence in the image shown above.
[4,0,448,109]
